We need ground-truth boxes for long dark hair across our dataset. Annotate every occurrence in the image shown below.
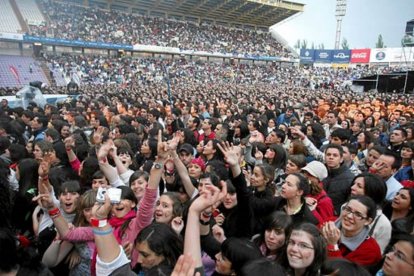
[135,223,183,268]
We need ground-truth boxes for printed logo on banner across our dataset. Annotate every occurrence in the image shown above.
[334,53,349,59]
[376,52,386,60]
[352,52,367,59]
[318,52,329,58]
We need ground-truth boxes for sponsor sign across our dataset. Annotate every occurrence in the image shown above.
[332,50,351,63]
[23,35,133,50]
[0,32,23,41]
[350,49,370,63]
[314,50,333,63]
[300,49,315,63]
[370,48,391,62]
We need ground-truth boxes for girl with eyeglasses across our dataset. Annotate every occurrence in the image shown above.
[322,195,382,267]
[278,222,327,276]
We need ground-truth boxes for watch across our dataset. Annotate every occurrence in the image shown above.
[153,162,163,169]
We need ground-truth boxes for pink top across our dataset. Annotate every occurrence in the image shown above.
[62,188,157,267]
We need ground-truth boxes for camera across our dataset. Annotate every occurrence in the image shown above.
[96,187,122,204]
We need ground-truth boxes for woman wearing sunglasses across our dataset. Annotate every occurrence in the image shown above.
[322,195,382,267]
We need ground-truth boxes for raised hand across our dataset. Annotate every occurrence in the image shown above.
[156,130,169,161]
[190,182,227,214]
[217,141,239,167]
[171,216,185,235]
[289,127,306,140]
[32,184,55,210]
[92,126,105,145]
[92,193,112,219]
[64,136,75,149]
[38,152,53,178]
[168,134,180,152]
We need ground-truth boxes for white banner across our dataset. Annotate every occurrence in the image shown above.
[133,44,180,53]
[0,32,23,41]
[369,47,414,63]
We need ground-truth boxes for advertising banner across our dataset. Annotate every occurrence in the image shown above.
[23,35,133,50]
[314,50,333,63]
[350,49,370,63]
[369,48,391,62]
[0,32,23,41]
[299,49,315,63]
[332,50,351,63]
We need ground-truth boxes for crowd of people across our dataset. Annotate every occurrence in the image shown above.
[29,0,291,57]
[1,3,414,273]
[0,55,414,275]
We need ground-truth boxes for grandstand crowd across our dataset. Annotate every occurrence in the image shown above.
[29,0,290,57]
[1,0,414,275]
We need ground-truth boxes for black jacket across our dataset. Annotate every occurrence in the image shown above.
[323,163,354,215]
[275,198,319,226]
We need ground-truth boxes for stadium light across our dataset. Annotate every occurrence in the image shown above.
[335,0,347,49]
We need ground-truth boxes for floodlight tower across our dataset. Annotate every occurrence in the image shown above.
[335,0,347,49]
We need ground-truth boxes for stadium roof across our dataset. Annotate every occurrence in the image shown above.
[113,0,304,28]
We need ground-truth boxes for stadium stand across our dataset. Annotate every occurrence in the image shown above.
[0,55,49,87]
[16,0,46,26]
[0,0,22,33]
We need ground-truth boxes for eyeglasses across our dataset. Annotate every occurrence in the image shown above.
[388,246,414,267]
[341,205,367,220]
[287,239,314,250]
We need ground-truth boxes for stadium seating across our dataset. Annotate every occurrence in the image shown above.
[16,0,46,26]
[0,0,22,33]
[29,0,291,57]
[0,55,49,88]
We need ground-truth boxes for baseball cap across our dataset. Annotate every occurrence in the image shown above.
[179,143,193,155]
[301,161,328,181]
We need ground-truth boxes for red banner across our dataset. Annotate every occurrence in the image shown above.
[350,49,371,63]
[9,65,21,84]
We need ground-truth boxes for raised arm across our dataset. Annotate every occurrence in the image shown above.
[64,136,80,173]
[97,140,124,187]
[290,127,325,162]
[185,182,227,268]
[132,130,168,230]
[169,135,197,198]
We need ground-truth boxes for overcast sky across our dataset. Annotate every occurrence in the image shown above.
[271,0,413,49]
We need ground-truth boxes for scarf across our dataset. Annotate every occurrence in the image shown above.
[91,210,136,276]
[109,210,136,242]
[335,220,370,251]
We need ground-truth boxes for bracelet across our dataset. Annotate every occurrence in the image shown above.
[199,219,210,226]
[39,175,49,181]
[65,147,72,152]
[93,227,113,236]
[48,207,60,218]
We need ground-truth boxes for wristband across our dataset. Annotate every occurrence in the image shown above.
[90,218,108,228]
[65,147,72,152]
[327,244,339,252]
[93,227,113,236]
[199,219,210,226]
[39,175,49,181]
